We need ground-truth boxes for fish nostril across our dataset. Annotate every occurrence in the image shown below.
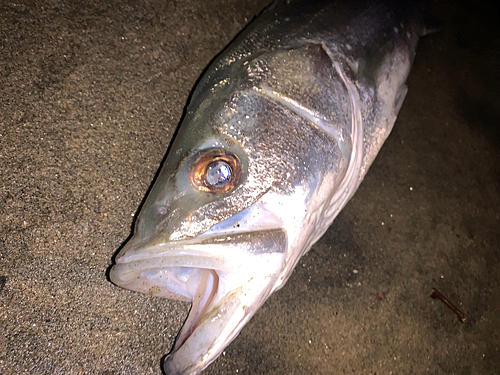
[158,206,168,215]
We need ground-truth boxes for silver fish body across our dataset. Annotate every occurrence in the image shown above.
[110,0,424,373]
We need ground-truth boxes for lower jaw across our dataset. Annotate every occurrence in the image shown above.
[174,269,219,350]
[162,271,278,375]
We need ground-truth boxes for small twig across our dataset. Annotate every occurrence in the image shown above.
[431,288,467,323]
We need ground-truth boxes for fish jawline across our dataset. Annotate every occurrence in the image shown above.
[174,269,219,350]
[163,270,275,374]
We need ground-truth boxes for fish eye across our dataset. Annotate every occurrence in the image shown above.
[190,150,241,194]
[206,160,231,187]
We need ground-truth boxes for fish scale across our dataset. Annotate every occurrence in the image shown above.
[110,0,424,373]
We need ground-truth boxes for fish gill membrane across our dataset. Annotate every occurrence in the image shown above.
[109,0,425,373]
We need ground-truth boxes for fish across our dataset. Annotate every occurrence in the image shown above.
[109,0,424,373]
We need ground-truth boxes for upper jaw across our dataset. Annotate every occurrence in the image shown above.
[111,228,287,281]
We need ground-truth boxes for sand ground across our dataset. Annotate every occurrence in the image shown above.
[1,0,499,374]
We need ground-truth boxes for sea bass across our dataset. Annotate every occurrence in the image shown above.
[110,0,424,373]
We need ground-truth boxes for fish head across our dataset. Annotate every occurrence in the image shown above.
[110,45,352,374]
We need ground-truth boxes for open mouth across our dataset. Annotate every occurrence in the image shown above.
[110,229,287,373]
[110,262,227,353]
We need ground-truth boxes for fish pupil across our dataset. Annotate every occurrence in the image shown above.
[206,161,231,187]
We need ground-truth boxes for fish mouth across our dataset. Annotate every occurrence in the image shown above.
[109,229,287,374]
